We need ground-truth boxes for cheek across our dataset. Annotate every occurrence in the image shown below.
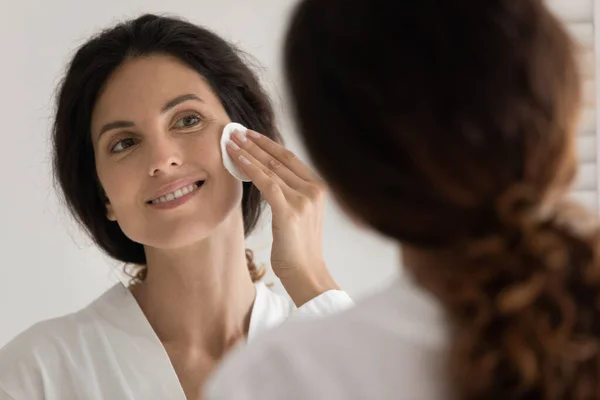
[96,162,138,209]
[189,137,244,205]
[186,131,229,174]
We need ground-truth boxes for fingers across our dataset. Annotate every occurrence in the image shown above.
[229,130,324,197]
[226,129,327,213]
[243,130,320,184]
[226,140,294,213]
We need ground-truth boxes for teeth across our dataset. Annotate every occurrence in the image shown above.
[152,183,199,204]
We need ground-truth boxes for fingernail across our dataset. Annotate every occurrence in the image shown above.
[233,130,247,142]
[227,140,240,151]
[239,155,251,165]
[247,130,261,139]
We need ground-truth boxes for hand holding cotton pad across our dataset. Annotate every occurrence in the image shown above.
[221,122,251,182]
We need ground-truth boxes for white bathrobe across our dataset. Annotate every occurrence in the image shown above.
[0,282,353,400]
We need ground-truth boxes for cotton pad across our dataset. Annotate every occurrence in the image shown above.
[220,122,251,182]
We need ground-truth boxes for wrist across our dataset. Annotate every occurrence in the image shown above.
[279,263,339,307]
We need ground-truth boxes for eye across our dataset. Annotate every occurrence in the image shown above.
[174,113,201,129]
[111,138,137,153]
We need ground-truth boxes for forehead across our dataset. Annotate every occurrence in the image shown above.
[91,54,223,133]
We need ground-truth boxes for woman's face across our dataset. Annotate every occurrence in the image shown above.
[91,54,243,250]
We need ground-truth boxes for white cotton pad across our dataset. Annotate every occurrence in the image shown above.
[220,122,251,182]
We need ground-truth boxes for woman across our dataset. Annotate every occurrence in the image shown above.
[0,14,352,400]
[206,0,600,399]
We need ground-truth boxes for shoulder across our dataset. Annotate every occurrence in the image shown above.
[0,313,87,398]
[0,302,101,366]
[206,279,449,400]
[0,284,123,399]
[0,283,126,362]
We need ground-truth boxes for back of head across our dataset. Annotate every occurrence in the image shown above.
[53,14,278,281]
[284,0,600,398]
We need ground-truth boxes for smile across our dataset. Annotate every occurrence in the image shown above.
[148,181,204,205]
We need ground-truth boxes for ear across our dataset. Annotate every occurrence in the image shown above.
[106,203,117,221]
[104,194,117,222]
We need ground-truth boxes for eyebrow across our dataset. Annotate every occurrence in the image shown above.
[97,94,204,138]
[162,93,203,112]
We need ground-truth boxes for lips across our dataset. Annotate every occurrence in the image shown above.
[147,181,205,204]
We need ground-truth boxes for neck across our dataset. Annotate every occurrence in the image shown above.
[132,211,256,359]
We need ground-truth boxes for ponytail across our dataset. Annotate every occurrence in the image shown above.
[412,185,600,399]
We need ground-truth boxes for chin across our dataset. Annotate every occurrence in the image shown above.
[135,218,224,250]
[125,206,244,251]
[119,182,244,250]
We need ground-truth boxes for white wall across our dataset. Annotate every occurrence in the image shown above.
[0,0,399,346]
[546,0,600,213]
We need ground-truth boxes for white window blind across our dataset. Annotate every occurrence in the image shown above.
[547,0,599,213]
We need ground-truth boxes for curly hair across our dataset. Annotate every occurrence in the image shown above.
[53,14,281,282]
[283,0,599,398]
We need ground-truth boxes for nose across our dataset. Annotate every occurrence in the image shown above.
[148,136,183,177]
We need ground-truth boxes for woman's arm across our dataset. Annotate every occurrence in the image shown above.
[226,128,344,307]
[279,264,340,307]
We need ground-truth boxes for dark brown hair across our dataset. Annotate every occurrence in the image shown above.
[53,14,278,282]
[284,0,600,398]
